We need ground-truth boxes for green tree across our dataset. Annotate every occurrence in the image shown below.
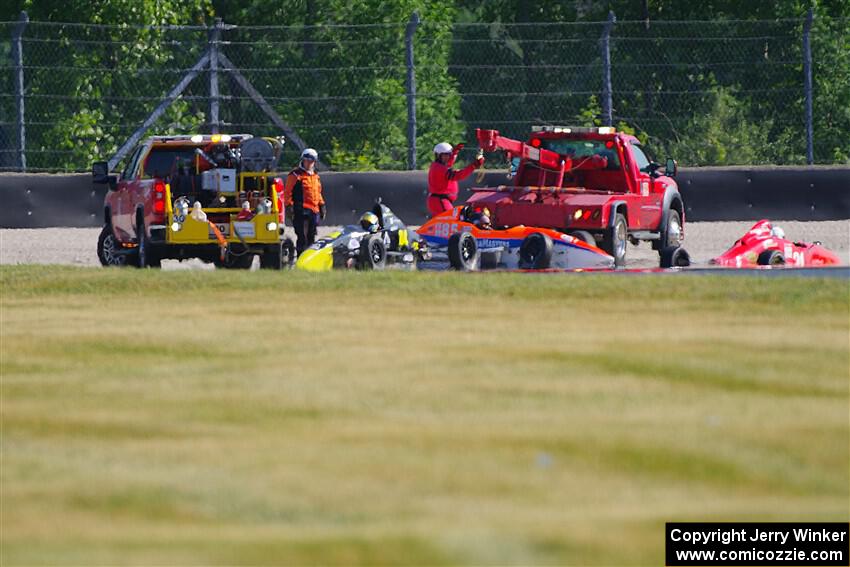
[206,0,464,170]
[8,0,212,170]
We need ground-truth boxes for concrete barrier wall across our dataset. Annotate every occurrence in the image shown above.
[1,166,848,228]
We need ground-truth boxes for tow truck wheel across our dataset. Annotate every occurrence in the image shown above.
[448,232,479,271]
[660,245,691,268]
[518,233,553,269]
[602,213,628,268]
[358,234,387,270]
[97,224,127,267]
[570,230,596,247]
[758,250,785,266]
[659,209,683,250]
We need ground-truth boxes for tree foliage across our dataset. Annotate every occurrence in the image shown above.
[2,0,848,169]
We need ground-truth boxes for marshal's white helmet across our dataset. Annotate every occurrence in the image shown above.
[433,142,453,155]
[301,148,318,160]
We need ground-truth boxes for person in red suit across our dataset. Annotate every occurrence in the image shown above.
[427,142,484,217]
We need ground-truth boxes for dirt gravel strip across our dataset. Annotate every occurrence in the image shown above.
[1,221,848,269]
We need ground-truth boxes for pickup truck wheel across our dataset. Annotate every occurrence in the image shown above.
[660,245,691,268]
[758,250,785,266]
[358,234,387,270]
[660,209,683,250]
[602,213,628,267]
[97,225,127,267]
[518,233,553,269]
[133,214,161,268]
[448,232,479,271]
[570,230,596,247]
[144,243,161,268]
[134,219,147,268]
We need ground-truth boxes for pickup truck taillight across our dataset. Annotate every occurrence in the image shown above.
[153,180,166,215]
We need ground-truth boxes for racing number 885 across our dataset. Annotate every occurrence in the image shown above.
[435,223,459,238]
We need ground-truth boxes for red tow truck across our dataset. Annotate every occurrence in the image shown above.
[468,126,685,266]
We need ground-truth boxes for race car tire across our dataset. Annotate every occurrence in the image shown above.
[281,237,296,268]
[758,250,785,266]
[260,242,283,270]
[97,224,127,267]
[602,213,628,268]
[518,232,553,270]
[448,232,479,271]
[660,245,691,268]
[480,250,502,270]
[657,208,684,252]
[358,234,387,270]
[570,230,596,247]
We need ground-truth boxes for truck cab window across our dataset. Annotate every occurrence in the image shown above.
[540,138,620,169]
[630,143,652,173]
[121,147,143,180]
[143,148,197,178]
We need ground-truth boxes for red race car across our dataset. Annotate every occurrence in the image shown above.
[417,205,615,270]
[710,220,841,268]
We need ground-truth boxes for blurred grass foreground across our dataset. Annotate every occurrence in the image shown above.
[1,266,848,565]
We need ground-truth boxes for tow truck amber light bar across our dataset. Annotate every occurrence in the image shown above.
[531,125,616,134]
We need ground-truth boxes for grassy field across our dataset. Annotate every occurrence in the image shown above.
[1,266,848,566]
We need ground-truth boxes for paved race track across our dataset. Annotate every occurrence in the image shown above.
[1,221,848,270]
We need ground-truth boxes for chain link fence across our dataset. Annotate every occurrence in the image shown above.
[2,13,848,172]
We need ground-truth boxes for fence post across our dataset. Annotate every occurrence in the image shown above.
[803,8,814,165]
[405,11,420,170]
[600,11,616,127]
[209,18,222,134]
[11,11,28,171]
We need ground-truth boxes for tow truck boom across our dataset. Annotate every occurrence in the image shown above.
[476,128,568,172]
[476,128,612,188]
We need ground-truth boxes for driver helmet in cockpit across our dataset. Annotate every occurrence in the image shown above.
[475,214,492,230]
[360,211,380,233]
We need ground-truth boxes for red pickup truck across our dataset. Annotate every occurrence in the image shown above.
[93,134,292,269]
[468,126,684,266]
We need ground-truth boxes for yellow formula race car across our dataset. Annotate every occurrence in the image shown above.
[296,203,429,271]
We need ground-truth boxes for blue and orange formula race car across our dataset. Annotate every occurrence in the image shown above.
[417,205,615,271]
